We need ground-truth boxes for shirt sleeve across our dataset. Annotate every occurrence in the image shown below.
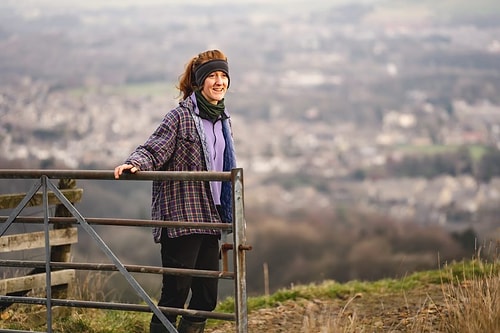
[125,109,179,171]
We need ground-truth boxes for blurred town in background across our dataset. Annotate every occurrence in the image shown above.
[1,0,499,297]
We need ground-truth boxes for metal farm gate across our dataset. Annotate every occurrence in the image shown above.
[0,169,250,333]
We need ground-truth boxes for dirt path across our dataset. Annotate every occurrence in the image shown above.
[207,285,447,333]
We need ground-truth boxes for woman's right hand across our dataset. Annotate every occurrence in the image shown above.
[114,164,139,179]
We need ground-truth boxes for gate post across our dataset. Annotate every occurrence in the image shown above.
[232,168,249,333]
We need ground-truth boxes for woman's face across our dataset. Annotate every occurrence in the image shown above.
[201,71,229,105]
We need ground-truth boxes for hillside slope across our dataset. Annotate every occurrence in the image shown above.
[205,259,499,333]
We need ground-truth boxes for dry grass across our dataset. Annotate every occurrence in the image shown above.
[293,269,499,333]
[441,264,499,332]
[307,256,500,333]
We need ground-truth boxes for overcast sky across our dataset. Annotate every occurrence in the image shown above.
[4,0,384,9]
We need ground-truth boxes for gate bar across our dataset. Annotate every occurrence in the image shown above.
[0,216,232,230]
[2,328,46,333]
[0,260,235,279]
[232,168,248,332]
[0,169,231,181]
[42,176,53,333]
[0,296,235,321]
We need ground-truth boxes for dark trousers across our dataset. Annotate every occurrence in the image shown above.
[151,230,219,325]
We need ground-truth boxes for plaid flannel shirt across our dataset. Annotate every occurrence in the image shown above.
[125,94,236,242]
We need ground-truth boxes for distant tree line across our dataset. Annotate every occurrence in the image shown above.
[243,206,488,296]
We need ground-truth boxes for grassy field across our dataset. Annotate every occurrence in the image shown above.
[394,144,488,160]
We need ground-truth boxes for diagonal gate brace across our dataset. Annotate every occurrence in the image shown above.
[45,178,177,332]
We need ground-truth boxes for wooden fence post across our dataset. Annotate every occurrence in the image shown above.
[51,178,77,299]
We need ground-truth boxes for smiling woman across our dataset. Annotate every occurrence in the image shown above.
[113,49,236,333]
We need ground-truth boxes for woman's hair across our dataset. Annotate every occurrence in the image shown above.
[177,49,228,100]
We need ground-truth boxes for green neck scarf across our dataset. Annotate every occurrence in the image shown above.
[195,90,226,123]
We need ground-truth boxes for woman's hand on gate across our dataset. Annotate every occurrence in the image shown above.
[114,164,139,179]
